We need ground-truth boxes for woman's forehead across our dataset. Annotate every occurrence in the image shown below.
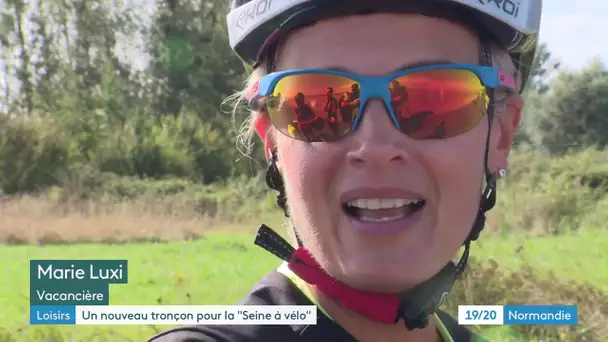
[276,13,480,73]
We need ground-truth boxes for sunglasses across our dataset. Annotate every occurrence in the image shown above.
[249,64,517,142]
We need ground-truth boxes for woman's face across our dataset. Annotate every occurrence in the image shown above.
[271,13,519,292]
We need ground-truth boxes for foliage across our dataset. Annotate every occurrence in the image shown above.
[0,115,73,194]
[0,0,254,195]
[1,0,607,194]
[444,256,608,341]
[527,59,608,154]
[488,148,608,236]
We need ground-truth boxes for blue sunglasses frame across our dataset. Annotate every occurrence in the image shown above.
[249,63,517,133]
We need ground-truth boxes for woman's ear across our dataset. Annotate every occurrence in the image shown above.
[489,95,523,171]
[255,113,274,161]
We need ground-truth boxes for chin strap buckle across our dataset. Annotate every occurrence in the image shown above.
[254,224,295,262]
[395,259,459,329]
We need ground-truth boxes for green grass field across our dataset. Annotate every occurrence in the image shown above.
[2,229,607,341]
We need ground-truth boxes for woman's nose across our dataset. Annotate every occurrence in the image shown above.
[346,101,410,168]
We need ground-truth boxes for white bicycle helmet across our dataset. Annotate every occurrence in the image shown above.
[226,0,542,91]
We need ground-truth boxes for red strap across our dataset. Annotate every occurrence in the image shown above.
[288,247,400,324]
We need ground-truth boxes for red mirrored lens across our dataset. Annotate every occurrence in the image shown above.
[390,69,488,139]
[265,74,360,142]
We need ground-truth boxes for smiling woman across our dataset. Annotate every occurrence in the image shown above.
[149,1,543,341]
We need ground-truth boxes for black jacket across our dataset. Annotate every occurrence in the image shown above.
[148,270,479,342]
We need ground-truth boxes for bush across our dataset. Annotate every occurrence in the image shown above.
[0,115,73,194]
[489,148,608,235]
[444,257,608,341]
[36,173,277,222]
[0,108,263,195]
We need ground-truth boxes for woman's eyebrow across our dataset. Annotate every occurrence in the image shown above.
[324,59,459,74]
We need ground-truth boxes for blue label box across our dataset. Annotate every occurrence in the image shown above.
[503,305,578,325]
[30,305,76,325]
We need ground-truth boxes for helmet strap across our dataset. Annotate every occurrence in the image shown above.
[265,150,288,215]
[265,150,305,247]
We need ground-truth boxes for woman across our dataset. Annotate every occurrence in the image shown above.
[151,0,542,341]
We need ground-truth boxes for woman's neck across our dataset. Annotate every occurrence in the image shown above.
[312,285,442,342]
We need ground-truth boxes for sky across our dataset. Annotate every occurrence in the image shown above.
[539,0,608,70]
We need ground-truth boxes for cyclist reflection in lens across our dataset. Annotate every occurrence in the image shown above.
[390,80,408,117]
[324,87,339,136]
[295,93,314,120]
[339,83,360,125]
[294,92,322,141]
[349,83,360,105]
[389,79,433,137]
[339,91,349,121]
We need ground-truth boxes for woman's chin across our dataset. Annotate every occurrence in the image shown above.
[333,255,439,293]
[343,273,412,293]
[336,266,422,293]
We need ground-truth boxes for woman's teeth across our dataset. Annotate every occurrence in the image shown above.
[346,198,422,209]
[359,213,406,222]
[344,198,426,222]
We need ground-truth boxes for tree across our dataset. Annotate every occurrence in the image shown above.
[515,43,558,146]
[146,0,246,126]
[525,42,557,94]
[529,58,608,154]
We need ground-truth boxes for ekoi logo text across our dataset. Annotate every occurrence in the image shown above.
[478,0,521,18]
[237,0,273,30]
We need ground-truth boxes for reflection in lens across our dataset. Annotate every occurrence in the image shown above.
[266,73,360,142]
[390,69,487,139]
